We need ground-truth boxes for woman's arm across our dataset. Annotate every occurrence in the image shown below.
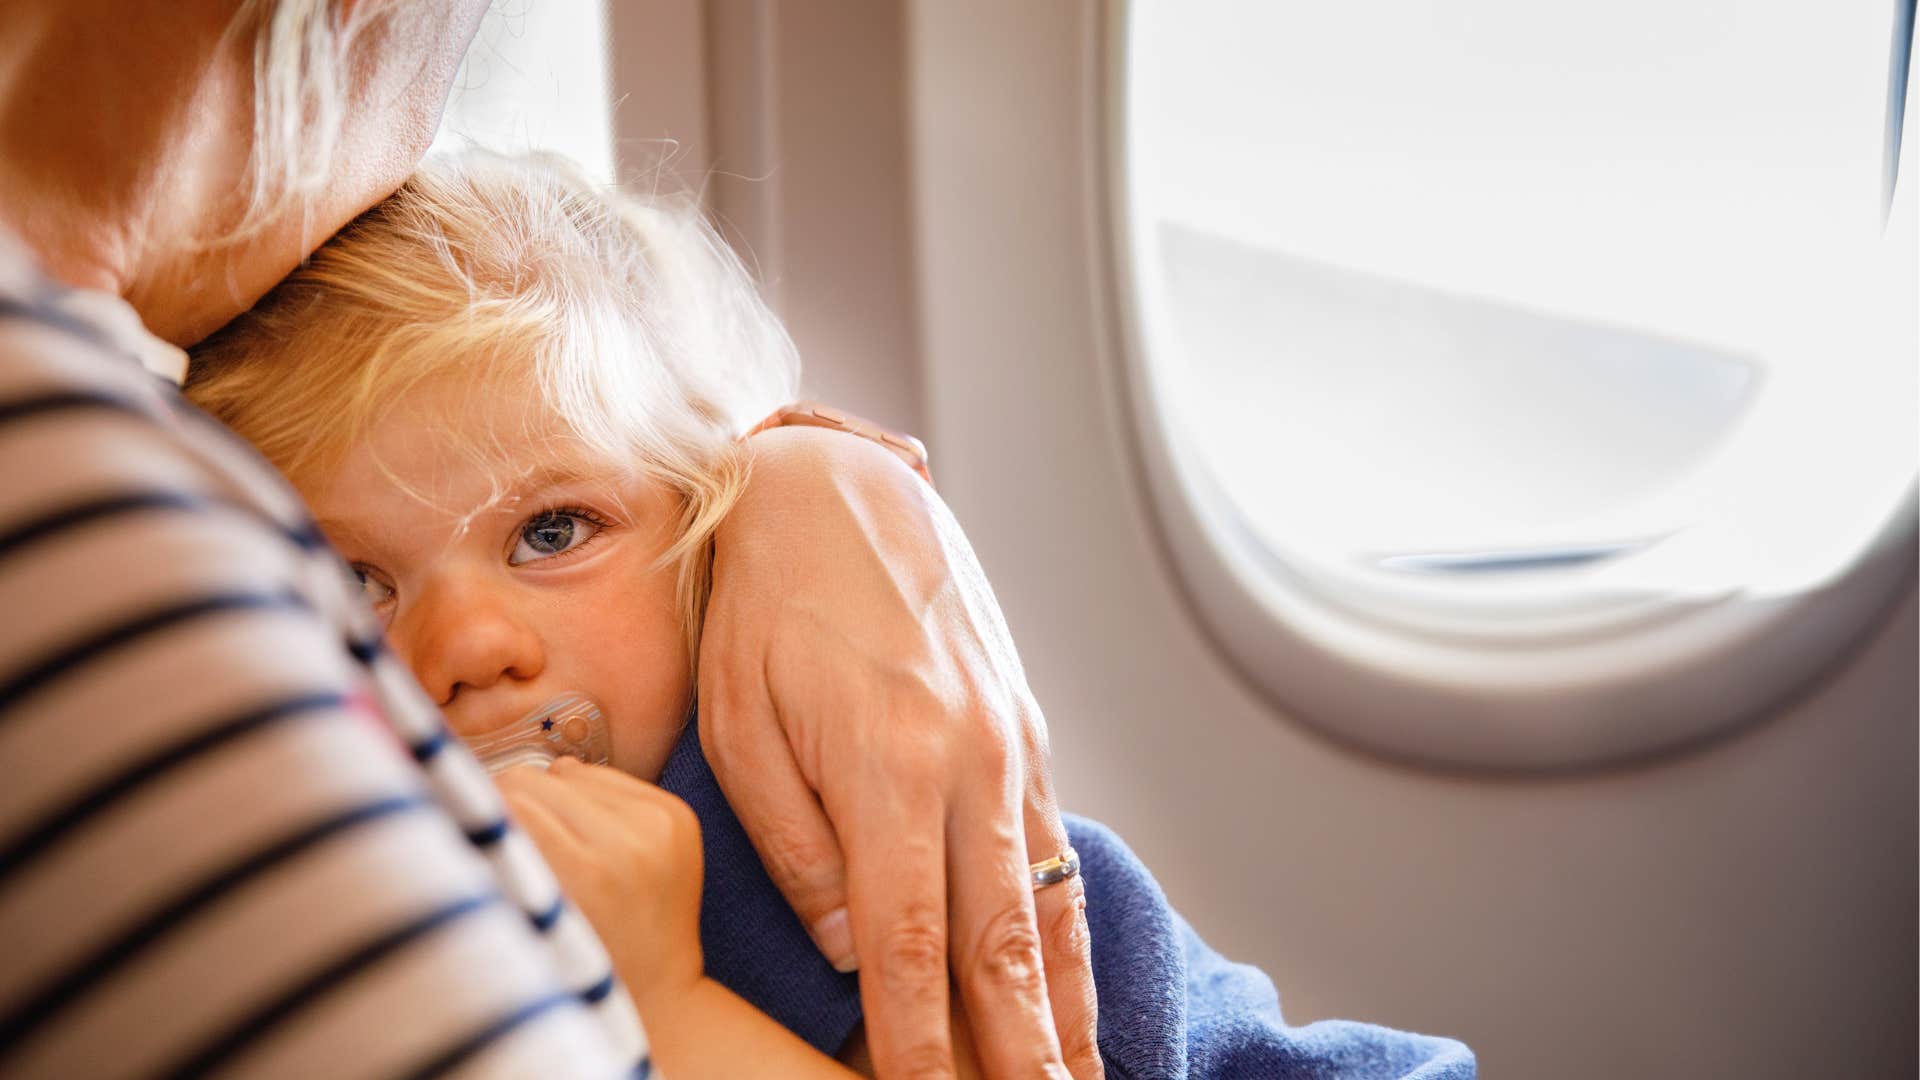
[699,425,1102,1079]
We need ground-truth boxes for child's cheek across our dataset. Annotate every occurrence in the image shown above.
[594,556,693,782]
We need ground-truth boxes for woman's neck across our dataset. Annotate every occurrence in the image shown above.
[0,3,249,323]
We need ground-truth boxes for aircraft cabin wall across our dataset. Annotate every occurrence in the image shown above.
[603,3,1919,1075]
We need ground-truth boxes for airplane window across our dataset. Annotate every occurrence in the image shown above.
[430,0,615,183]
[1112,0,1917,767]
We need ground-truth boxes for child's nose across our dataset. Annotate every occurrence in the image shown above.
[393,576,546,709]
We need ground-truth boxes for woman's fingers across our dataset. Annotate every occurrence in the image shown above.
[1025,792,1103,1080]
[831,788,959,1078]
[1033,875,1100,1078]
[698,660,857,971]
[1017,732,1103,1078]
[946,772,1071,1079]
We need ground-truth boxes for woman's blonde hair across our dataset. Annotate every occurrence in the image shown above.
[187,151,800,667]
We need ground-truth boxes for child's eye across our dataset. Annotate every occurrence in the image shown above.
[510,510,603,566]
[350,564,396,610]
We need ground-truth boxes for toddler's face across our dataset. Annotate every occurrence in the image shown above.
[304,381,692,781]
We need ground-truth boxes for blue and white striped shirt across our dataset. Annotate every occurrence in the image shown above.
[0,231,651,1079]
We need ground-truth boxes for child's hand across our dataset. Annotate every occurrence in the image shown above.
[494,757,704,1009]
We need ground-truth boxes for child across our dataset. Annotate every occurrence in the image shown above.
[187,152,1475,1078]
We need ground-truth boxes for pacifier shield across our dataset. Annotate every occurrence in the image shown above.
[469,692,610,774]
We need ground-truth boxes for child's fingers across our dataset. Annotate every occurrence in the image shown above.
[551,757,674,812]
[502,782,591,865]
[549,758,700,845]
[501,765,614,843]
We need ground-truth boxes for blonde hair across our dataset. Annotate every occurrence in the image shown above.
[188,151,800,667]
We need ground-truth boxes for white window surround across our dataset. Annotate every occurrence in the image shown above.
[1104,1,1919,769]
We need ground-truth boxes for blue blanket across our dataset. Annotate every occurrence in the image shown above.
[658,723,1475,1079]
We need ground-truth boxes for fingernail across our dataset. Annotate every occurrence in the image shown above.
[810,907,859,973]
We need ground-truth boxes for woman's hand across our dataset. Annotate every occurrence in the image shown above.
[495,757,705,1012]
[698,426,1102,1080]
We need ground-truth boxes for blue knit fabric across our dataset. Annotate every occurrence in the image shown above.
[656,719,864,1056]
[658,722,1475,1078]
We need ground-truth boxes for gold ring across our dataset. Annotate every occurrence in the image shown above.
[1029,848,1080,891]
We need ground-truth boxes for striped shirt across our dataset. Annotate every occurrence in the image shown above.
[0,231,650,1078]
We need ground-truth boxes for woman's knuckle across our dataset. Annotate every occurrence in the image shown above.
[953,712,1007,762]
[1062,1023,1104,1076]
[973,903,1045,990]
[881,683,957,751]
[944,714,1014,782]
[890,1041,957,1080]
[877,908,949,991]
[755,814,834,884]
[1044,888,1093,957]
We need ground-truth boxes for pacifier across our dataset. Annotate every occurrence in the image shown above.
[469,692,611,774]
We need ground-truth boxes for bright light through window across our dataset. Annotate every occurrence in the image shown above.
[1127,0,1916,607]
[430,0,615,184]
[1115,0,1916,764]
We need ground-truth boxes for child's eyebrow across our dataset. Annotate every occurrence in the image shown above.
[310,466,615,551]
[498,464,604,501]
[311,514,378,554]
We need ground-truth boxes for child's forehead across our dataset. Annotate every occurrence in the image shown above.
[387,370,562,440]
[306,381,633,534]
[328,440,621,510]
[359,371,613,474]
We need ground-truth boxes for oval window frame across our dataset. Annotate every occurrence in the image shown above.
[1099,0,1919,770]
